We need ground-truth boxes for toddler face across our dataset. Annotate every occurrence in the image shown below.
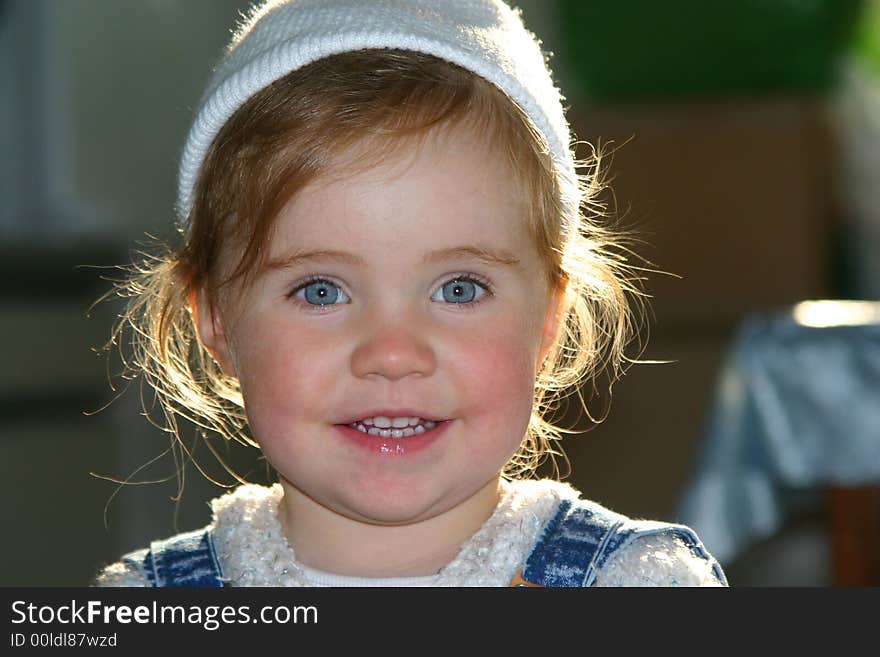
[201,124,561,527]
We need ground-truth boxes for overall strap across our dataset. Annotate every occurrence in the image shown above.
[143,527,226,587]
[512,499,728,587]
[513,498,626,587]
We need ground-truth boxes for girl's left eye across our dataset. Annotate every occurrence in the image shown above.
[431,276,491,305]
[291,278,350,306]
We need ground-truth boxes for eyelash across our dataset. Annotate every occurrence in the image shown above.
[288,275,347,312]
[435,274,494,308]
[287,273,494,310]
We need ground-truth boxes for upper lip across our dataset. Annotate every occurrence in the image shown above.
[338,409,447,424]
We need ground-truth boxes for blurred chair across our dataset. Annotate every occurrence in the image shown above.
[678,300,880,585]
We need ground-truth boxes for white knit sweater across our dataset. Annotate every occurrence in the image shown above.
[93,479,725,587]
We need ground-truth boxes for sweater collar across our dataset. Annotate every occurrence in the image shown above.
[209,478,578,586]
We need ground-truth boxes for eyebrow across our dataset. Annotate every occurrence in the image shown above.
[263,245,522,271]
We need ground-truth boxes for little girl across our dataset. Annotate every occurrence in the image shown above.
[94,0,727,587]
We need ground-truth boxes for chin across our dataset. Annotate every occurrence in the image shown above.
[334,494,447,527]
[335,477,497,528]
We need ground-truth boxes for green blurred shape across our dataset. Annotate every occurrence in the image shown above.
[559,0,864,101]
[853,0,880,76]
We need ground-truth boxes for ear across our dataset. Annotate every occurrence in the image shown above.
[189,287,237,377]
[538,277,568,365]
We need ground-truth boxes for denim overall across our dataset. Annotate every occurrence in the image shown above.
[133,498,727,587]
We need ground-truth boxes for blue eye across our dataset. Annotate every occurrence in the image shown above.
[432,276,490,305]
[293,278,349,306]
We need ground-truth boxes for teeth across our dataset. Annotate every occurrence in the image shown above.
[359,415,426,428]
[351,418,438,438]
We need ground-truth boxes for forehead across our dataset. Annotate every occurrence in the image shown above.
[268,124,533,260]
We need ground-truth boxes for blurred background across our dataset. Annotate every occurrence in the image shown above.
[1,0,878,586]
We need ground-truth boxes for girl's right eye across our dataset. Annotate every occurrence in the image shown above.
[290,278,350,307]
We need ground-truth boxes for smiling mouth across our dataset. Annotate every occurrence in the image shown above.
[348,417,439,438]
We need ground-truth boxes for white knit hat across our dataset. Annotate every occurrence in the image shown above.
[176,0,576,230]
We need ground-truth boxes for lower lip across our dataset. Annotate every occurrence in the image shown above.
[334,421,452,456]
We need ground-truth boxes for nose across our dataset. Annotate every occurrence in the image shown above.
[350,322,437,381]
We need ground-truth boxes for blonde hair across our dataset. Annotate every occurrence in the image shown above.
[108,50,641,483]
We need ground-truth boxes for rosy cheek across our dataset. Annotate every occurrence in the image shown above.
[232,320,330,421]
[452,317,537,424]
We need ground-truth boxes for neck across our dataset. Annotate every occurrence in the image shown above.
[277,478,502,578]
